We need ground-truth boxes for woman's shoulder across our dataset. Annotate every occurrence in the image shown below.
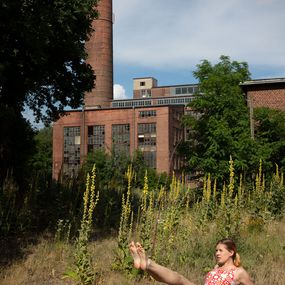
[235,266,247,275]
[234,267,254,285]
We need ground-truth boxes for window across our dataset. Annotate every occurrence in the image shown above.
[111,99,152,108]
[175,85,199,95]
[176,88,181,95]
[137,123,156,168]
[140,81,145,86]
[112,124,130,155]
[138,123,156,134]
[143,151,156,169]
[88,125,105,153]
[139,110,157,117]
[157,97,194,105]
[63,126,81,177]
[140,89,151,98]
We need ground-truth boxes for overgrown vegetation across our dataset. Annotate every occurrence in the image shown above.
[1,55,285,284]
[0,0,100,192]
[179,56,255,179]
[0,160,284,285]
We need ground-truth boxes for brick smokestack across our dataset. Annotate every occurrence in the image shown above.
[84,0,113,108]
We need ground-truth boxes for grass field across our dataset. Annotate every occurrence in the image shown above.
[0,216,284,285]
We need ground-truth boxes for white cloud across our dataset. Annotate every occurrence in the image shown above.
[113,0,285,71]
[113,84,128,99]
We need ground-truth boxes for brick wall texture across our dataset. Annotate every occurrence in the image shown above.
[247,84,285,111]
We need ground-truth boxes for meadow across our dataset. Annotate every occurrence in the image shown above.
[0,161,284,285]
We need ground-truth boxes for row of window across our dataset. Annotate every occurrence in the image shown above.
[111,99,152,108]
[63,123,158,175]
[139,110,156,117]
[157,97,194,105]
[111,95,195,108]
[175,86,199,95]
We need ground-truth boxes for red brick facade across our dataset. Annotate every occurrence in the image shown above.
[241,79,285,138]
[84,0,113,108]
[52,0,285,180]
[52,105,185,180]
[243,82,285,111]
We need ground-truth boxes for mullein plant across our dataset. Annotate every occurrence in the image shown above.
[136,170,155,253]
[113,165,134,273]
[154,175,188,264]
[214,157,242,239]
[248,159,271,225]
[268,164,285,218]
[64,165,100,285]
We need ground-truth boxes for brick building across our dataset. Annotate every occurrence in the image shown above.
[52,0,198,180]
[52,77,197,179]
[52,0,285,180]
[241,78,285,137]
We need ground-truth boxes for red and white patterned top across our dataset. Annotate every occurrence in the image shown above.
[204,267,237,285]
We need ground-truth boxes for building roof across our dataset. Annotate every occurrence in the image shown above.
[240,78,285,87]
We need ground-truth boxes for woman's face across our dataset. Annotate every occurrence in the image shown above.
[215,243,234,265]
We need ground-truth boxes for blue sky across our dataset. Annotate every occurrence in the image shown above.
[112,0,285,99]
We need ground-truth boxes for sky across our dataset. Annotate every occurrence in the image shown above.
[25,0,285,127]
[112,0,285,99]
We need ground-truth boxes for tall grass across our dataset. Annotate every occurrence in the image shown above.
[0,159,284,284]
[113,158,285,283]
[63,165,100,285]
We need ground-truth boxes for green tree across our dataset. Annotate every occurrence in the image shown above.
[254,107,285,170]
[29,126,53,178]
[0,0,98,184]
[80,149,169,229]
[179,55,255,179]
[0,0,98,121]
[0,107,35,185]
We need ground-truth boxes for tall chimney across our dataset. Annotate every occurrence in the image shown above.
[84,0,113,108]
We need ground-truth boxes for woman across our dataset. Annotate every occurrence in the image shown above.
[129,238,253,285]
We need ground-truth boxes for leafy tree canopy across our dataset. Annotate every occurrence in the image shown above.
[0,0,99,123]
[29,126,53,177]
[179,55,255,178]
[254,107,285,170]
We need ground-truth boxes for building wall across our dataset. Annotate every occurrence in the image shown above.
[52,105,185,180]
[133,77,157,91]
[53,111,84,179]
[246,84,285,110]
[133,80,199,100]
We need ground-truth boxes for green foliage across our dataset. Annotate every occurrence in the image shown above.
[0,105,35,186]
[55,219,71,243]
[179,55,255,179]
[29,126,53,178]
[268,166,285,218]
[254,107,285,171]
[113,166,136,275]
[112,158,285,281]
[0,0,98,122]
[0,175,18,235]
[81,149,169,230]
[0,0,98,191]
[113,171,191,278]
[64,165,100,285]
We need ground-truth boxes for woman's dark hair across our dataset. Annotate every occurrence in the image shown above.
[216,238,241,267]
